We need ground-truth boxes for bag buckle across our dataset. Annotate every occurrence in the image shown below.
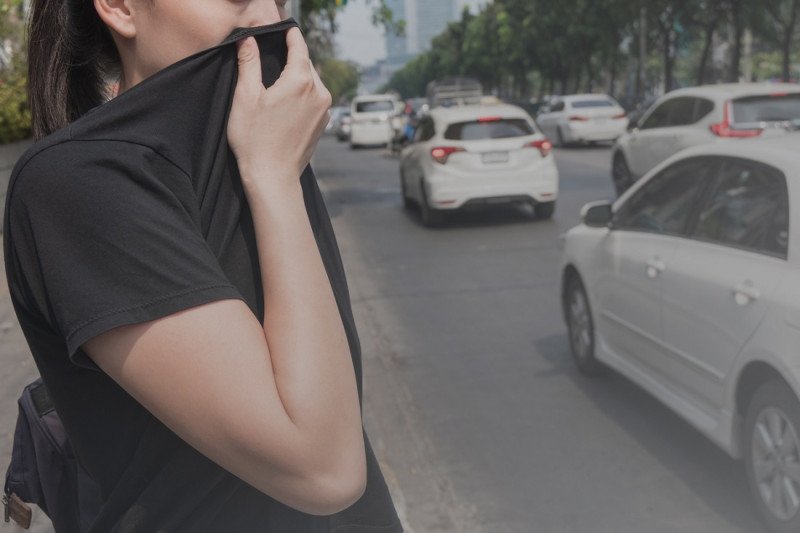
[3,491,32,529]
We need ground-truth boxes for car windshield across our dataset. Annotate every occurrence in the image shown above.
[732,94,800,127]
[571,100,615,108]
[355,101,395,113]
[444,118,534,140]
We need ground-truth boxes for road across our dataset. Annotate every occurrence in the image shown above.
[0,137,766,532]
[313,136,766,533]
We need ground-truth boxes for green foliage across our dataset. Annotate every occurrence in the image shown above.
[0,70,32,143]
[384,0,800,103]
[319,58,360,104]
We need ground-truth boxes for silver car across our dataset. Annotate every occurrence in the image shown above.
[562,134,800,533]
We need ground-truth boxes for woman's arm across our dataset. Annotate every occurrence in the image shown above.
[83,29,364,516]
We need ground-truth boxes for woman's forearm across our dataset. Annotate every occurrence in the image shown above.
[243,175,364,474]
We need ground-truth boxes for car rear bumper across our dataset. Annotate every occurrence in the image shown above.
[350,123,392,145]
[426,161,559,210]
[565,122,627,142]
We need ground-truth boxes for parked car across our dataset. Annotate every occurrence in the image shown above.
[612,83,800,196]
[536,94,628,147]
[561,133,800,533]
[326,106,348,135]
[349,94,402,148]
[399,104,558,226]
[333,110,352,142]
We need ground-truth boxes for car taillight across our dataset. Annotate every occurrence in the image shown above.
[612,112,627,119]
[524,139,553,157]
[431,146,465,164]
[569,115,589,121]
[710,101,763,138]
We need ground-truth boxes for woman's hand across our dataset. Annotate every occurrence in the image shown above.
[227,28,332,191]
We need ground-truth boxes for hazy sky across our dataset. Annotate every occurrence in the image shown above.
[333,0,489,66]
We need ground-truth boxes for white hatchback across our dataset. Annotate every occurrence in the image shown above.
[612,83,800,195]
[350,94,401,148]
[561,134,800,533]
[536,94,628,146]
[399,104,559,226]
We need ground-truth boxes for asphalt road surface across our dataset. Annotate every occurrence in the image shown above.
[313,136,767,533]
[0,137,767,533]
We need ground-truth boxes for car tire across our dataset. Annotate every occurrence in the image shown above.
[744,379,800,533]
[535,201,556,220]
[419,181,444,227]
[564,274,603,375]
[400,170,413,210]
[612,153,634,196]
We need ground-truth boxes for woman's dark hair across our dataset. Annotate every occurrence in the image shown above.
[28,0,121,140]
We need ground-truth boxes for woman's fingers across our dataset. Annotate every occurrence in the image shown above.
[236,37,263,97]
[285,27,310,68]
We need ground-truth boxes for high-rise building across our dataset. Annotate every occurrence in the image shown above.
[384,0,459,62]
[414,0,458,54]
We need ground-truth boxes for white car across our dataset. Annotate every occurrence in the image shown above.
[561,134,800,533]
[536,94,628,146]
[612,83,800,195]
[399,104,559,226]
[350,94,401,148]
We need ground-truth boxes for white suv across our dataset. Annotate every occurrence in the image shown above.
[612,83,800,195]
[399,104,558,226]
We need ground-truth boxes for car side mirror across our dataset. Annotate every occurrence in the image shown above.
[581,201,613,228]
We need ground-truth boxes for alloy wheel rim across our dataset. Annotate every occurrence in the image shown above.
[752,406,800,521]
[569,289,591,360]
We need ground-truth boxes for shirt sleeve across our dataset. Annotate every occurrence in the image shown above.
[6,140,244,367]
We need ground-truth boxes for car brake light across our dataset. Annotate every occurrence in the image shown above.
[524,139,553,157]
[710,100,763,138]
[612,113,627,119]
[478,116,503,123]
[431,146,465,164]
[569,115,589,121]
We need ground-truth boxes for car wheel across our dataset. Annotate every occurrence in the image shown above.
[612,153,634,196]
[419,181,444,227]
[745,380,800,533]
[400,170,413,210]
[535,201,556,220]
[564,274,602,375]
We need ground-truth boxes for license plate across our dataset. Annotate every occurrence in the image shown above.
[482,151,510,164]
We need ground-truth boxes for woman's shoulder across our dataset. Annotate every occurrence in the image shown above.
[7,130,188,215]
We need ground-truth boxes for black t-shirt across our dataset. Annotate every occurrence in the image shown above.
[3,19,401,533]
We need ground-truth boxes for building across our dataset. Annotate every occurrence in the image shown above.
[384,0,459,61]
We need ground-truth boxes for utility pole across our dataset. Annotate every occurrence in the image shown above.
[287,0,301,26]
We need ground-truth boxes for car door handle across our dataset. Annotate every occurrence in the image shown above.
[733,282,761,305]
[646,258,666,279]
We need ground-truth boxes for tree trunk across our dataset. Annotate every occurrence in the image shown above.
[780,0,799,82]
[728,1,743,82]
[697,22,717,85]
[608,51,618,97]
[663,30,674,92]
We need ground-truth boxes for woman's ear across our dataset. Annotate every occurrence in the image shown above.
[94,0,137,39]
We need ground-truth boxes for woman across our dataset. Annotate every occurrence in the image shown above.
[4,0,401,531]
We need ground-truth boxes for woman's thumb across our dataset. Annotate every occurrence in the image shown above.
[236,37,262,90]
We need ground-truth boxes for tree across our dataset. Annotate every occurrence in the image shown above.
[757,0,800,81]
[319,58,360,104]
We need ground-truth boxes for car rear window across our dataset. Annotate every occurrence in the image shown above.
[571,100,615,108]
[732,94,800,126]
[444,119,534,140]
[355,100,395,113]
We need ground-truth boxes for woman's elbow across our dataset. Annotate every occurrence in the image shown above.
[307,458,368,515]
